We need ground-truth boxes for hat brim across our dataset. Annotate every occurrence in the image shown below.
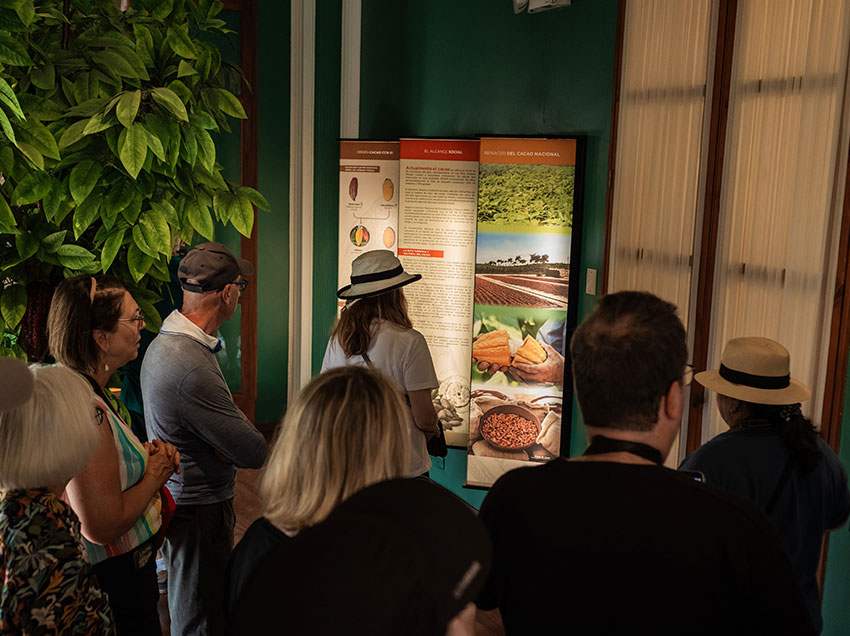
[237,257,254,277]
[695,369,811,405]
[337,273,421,300]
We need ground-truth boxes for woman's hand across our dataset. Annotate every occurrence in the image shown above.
[146,439,181,474]
[144,445,177,489]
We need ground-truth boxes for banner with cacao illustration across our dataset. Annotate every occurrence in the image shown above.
[398,139,480,447]
[338,141,400,307]
[466,138,577,488]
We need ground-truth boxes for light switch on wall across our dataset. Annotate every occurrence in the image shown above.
[585,268,597,296]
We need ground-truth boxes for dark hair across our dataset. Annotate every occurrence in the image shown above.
[47,275,126,374]
[331,289,412,357]
[570,291,687,431]
[735,401,822,472]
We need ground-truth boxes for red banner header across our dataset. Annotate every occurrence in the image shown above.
[400,139,480,162]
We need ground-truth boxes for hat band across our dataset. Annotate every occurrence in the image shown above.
[719,364,790,390]
[350,264,404,285]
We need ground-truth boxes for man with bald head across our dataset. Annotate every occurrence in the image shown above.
[142,242,267,636]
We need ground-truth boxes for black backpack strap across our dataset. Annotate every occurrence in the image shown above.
[765,454,795,516]
[361,352,372,367]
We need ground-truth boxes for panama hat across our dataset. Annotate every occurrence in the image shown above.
[695,337,811,405]
[337,250,421,300]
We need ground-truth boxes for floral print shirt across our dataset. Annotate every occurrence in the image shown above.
[0,489,114,635]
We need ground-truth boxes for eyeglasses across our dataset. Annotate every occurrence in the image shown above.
[684,364,694,386]
[118,310,145,327]
[232,279,249,293]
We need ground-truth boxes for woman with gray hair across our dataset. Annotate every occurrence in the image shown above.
[0,359,114,634]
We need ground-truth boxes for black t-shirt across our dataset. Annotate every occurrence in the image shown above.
[681,426,850,632]
[226,517,290,620]
[476,458,815,636]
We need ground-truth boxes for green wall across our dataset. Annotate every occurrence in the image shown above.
[306,0,619,505]
[254,0,291,425]
[820,362,850,635]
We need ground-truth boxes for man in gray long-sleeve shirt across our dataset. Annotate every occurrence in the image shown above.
[142,242,267,636]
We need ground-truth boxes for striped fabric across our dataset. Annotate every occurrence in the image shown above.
[84,394,162,565]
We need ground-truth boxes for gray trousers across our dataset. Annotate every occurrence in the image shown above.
[164,499,235,636]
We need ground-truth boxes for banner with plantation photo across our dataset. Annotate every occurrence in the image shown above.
[338,141,400,309]
[466,138,577,488]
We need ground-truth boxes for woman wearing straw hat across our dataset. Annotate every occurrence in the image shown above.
[681,337,850,633]
[322,250,440,478]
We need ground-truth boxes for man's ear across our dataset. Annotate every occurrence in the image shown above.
[663,379,684,422]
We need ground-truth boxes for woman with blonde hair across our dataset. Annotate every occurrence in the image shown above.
[0,359,113,634]
[322,250,440,478]
[48,275,179,635]
[226,365,412,616]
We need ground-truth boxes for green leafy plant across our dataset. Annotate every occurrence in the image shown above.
[477,164,574,229]
[0,0,269,358]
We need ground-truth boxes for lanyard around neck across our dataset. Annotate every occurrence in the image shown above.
[584,435,664,466]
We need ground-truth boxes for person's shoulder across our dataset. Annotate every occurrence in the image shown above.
[486,460,569,502]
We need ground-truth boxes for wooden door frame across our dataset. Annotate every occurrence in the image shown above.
[223,0,259,422]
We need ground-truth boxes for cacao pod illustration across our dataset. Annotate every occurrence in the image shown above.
[349,225,370,247]
[349,177,358,201]
[382,178,394,201]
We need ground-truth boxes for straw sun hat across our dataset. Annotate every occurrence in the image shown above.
[337,250,421,300]
[695,337,811,406]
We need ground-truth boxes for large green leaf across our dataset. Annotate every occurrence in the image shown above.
[12,172,50,206]
[118,124,148,179]
[92,50,138,79]
[150,199,178,226]
[14,232,38,259]
[0,194,15,231]
[186,199,213,240]
[195,128,215,172]
[232,194,255,237]
[58,119,89,150]
[142,208,171,254]
[0,32,31,66]
[1,283,25,329]
[143,126,166,162]
[116,90,141,128]
[17,142,43,170]
[100,227,126,272]
[132,224,157,257]
[72,194,101,239]
[133,24,155,66]
[83,111,115,135]
[211,88,246,119]
[237,186,271,211]
[181,125,197,166]
[121,191,143,225]
[127,242,153,282]
[192,110,219,131]
[151,87,188,122]
[110,46,149,81]
[167,26,197,59]
[177,60,197,78]
[167,80,192,107]
[56,244,96,270]
[66,97,110,118]
[69,160,102,204]
[104,179,135,217]
[18,118,59,160]
[42,178,66,223]
[0,107,15,144]
[0,77,23,120]
[30,64,55,91]
[14,1,35,27]
[41,230,66,253]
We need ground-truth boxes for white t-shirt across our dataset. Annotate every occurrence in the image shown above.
[321,320,438,476]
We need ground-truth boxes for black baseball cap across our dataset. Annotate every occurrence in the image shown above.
[233,478,492,635]
[177,242,253,293]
